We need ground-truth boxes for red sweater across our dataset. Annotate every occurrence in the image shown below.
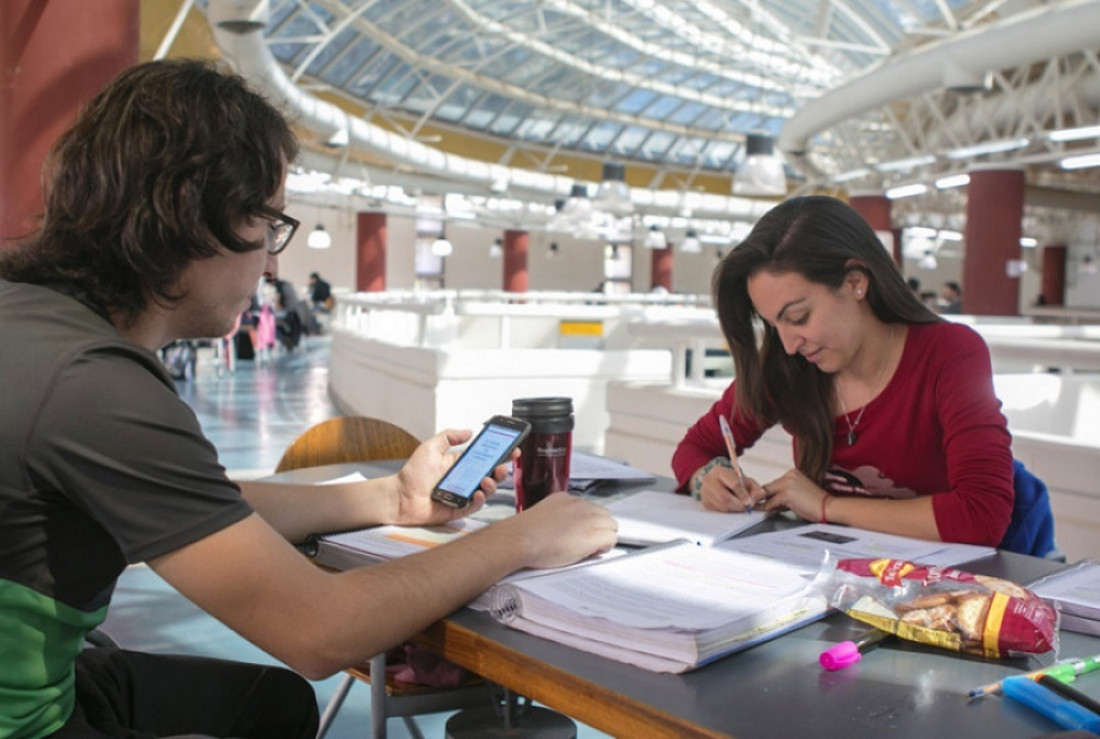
[671,322,1014,545]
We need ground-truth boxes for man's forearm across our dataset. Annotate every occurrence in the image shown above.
[236,477,397,542]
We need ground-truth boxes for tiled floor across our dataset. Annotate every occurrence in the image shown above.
[103,336,610,739]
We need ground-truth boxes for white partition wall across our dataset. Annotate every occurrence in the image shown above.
[328,292,682,452]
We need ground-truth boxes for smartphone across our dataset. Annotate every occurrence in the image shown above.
[431,415,532,508]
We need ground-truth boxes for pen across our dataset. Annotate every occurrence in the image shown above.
[1037,674,1100,716]
[717,415,749,513]
[1001,675,1100,732]
[968,654,1100,698]
[819,628,891,671]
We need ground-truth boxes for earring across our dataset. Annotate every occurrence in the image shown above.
[857,289,863,296]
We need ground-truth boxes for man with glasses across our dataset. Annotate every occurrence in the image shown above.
[0,60,616,738]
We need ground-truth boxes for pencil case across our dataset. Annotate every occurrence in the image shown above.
[824,558,1059,658]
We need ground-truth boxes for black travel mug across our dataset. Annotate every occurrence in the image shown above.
[511,397,574,511]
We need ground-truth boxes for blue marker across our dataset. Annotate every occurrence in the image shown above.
[1001,675,1100,733]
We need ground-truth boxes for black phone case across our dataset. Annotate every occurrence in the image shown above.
[431,416,531,508]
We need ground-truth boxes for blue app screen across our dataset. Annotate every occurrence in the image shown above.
[438,425,522,498]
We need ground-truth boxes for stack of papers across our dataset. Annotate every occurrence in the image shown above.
[1029,560,1100,636]
[490,540,828,673]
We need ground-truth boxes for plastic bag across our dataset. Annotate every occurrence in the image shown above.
[825,558,1058,658]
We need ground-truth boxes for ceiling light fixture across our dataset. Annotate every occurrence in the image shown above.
[680,229,702,253]
[1048,125,1100,142]
[593,163,634,217]
[935,174,970,190]
[732,134,786,196]
[875,155,936,172]
[886,183,929,200]
[832,168,872,183]
[945,138,1029,159]
[1061,153,1100,170]
[307,224,332,249]
[430,234,454,257]
[644,225,668,250]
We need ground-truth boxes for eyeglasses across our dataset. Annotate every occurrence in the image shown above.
[255,205,300,255]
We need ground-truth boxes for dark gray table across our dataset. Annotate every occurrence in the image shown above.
[270,461,1100,738]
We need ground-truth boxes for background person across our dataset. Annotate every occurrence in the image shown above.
[0,59,617,738]
[672,196,1015,548]
[309,271,334,312]
[940,281,962,314]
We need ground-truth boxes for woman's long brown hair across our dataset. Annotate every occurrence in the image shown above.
[713,196,939,481]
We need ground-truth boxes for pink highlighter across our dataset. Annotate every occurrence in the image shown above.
[819,629,891,671]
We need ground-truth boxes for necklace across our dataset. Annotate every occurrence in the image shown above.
[836,326,895,446]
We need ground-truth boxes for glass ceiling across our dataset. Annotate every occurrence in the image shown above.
[236,0,985,175]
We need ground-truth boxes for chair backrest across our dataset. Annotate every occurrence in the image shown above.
[276,416,420,473]
[1000,460,1061,559]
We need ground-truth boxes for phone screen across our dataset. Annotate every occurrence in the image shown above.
[433,420,527,505]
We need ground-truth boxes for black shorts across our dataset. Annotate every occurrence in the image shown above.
[48,647,318,739]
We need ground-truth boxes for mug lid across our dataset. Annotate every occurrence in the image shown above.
[512,397,573,417]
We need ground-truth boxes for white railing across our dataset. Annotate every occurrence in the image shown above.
[334,289,713,351]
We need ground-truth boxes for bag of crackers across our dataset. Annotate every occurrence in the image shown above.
[824,558,1059,657]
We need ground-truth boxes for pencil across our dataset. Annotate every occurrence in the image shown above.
[717,415,750,514]
[969,666,1050,699]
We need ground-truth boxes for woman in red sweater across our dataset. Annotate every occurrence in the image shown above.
[672,196,1015,546]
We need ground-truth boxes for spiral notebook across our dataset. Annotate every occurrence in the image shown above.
[489,539,828,673]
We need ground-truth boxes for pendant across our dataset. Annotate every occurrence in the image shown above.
[847,431,858,445]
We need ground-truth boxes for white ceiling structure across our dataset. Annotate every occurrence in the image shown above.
[199,0,1099,242]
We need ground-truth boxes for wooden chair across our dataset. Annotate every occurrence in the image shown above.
[275,416,422,474]
[276,416,492,739]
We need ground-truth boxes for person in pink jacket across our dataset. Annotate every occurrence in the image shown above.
[672,196,1014,547]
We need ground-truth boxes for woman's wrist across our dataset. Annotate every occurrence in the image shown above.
[690,457,732,501]
[819,494,831,524]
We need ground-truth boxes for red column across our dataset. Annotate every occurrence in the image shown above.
[504,229,528,292]
[849,194,899,263]
[651,244,672,291]
[1,0,138,245]
[1041,245,1066,307]
[964,169,1025,316]
[357,212,386,291]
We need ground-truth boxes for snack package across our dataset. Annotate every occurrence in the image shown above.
[825,558,1059,658]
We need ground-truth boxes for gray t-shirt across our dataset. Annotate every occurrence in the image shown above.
[0,279,252,736]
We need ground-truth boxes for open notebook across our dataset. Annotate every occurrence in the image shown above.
[605,490,773,546]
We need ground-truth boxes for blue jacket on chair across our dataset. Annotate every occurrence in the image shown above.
[999,460,1058,558]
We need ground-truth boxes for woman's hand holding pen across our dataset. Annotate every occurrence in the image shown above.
[760,469,831,523]
[694,463,766,513]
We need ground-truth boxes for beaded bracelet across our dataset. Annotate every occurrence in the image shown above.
[691,457,732,501]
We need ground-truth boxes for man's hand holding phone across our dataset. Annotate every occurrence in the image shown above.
[430,415,530,509]
[393,428,512,525]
